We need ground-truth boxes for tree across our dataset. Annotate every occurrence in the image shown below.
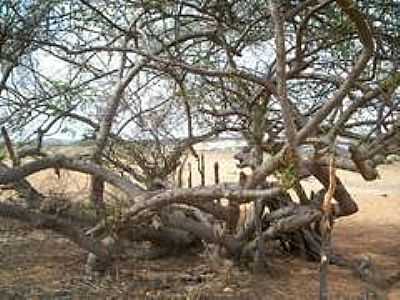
[0,0,399,297]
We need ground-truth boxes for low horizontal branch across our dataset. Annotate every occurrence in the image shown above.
[0,201,110,259]
[0,155,144,199]
[0,162,43,208]
[302,153,378,180]
[125,184,283,220]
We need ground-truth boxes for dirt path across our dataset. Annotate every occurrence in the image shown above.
[0,161,399,299]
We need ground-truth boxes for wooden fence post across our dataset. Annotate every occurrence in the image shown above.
[200,153,205,186]
[178,164,183,188]
[214,161,219,185]
[188,162,192,188]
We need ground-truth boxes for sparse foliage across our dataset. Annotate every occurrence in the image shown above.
[0,0,399,297]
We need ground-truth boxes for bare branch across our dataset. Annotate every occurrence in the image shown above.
[269,0,297,151]
[295,0,375,143]
[1,126,19,166]
[0,155,143,198]
[125,185,283,221]
[0,201,110,260]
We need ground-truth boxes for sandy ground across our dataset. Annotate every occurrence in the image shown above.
[0,150,399,299]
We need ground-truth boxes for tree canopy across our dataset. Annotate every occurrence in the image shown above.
[0,0,399,297]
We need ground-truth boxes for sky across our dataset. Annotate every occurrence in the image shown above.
[26,37,277,143]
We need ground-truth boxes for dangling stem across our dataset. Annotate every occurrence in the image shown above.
[320,150,336,300]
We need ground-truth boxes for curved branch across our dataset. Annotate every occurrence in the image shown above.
[304,161,358,217]
[125,185,283,220]
[0,202,110,259]
[295,0,374,143]
[0,155,144,198]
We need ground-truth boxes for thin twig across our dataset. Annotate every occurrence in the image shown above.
[320,149,336,300]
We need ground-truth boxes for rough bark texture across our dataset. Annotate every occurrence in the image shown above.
[0,202,110,260]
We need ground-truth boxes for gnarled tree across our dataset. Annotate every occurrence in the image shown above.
[0,0,399,296]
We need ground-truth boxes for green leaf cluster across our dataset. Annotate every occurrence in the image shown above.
[275,163,298,190]
[380,72,400,93]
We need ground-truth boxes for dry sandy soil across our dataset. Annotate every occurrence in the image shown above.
[0,149,399,299]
